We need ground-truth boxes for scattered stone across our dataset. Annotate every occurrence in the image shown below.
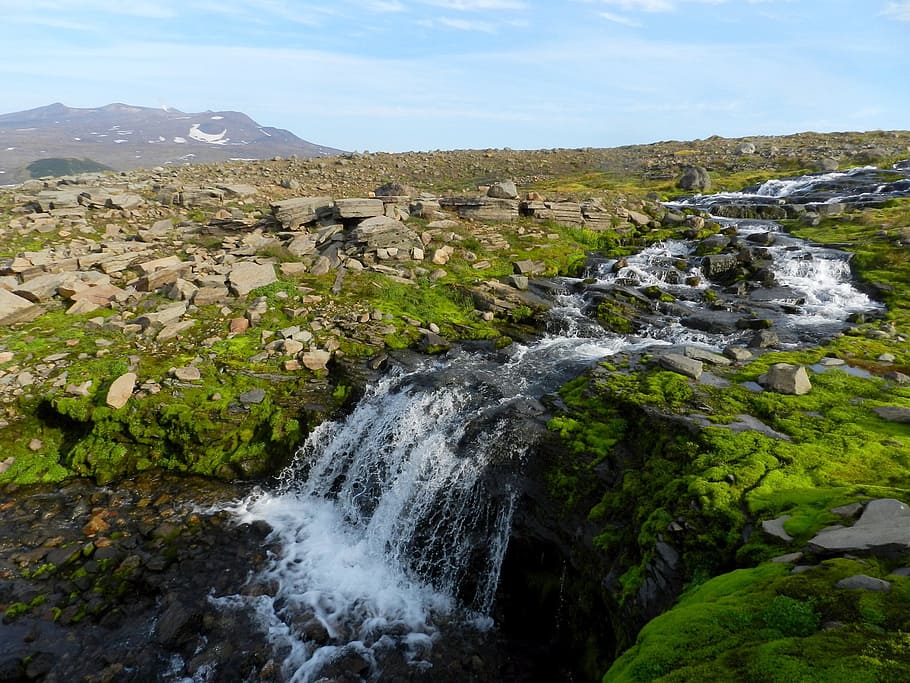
[334,198,384,219]
[830,502,863,519]
[758,363,811,395]
[106,372,137,409]
[749,329,780,348]
[835,575,891,592]
[28,438,43,451]
[230,318,250,335]
[419,331,451,354]
[683,346,732,366]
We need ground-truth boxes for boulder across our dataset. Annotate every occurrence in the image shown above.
[106,372,137,409]
[835,575,891,592]
[761,515,793,543]
[677,166,711,192]
[700,254,739,280]
[349,215,422,252]
[0,289,43,325]
[809,499,910,556]
[228,262,277,297]
[301,349,331,371]
[438,197,519,222]
[758,363,811,395]
[873,406,910,424]
[334,198,384,219]
[487,181,519,199]
[734,142,756,155]
[374,182,417,197]
[271,196,333,229]
[657,353,703,380]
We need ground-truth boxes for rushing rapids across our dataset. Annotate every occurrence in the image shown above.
[213,163,906,682]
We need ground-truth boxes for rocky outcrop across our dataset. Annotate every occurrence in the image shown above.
[809,499,910,556]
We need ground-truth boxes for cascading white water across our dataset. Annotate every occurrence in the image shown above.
[210,163,903,682]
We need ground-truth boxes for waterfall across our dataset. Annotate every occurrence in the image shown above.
[212,162,905,682]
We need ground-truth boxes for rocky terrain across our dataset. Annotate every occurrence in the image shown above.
[0,103,341,185]
[2,129,910,682]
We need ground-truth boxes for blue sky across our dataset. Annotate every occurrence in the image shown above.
[1,0,907,152]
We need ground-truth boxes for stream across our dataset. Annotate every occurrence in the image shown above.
[212,162,904,682]
[2,160,909,682]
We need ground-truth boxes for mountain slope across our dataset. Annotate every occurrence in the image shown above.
[0,102,342,184]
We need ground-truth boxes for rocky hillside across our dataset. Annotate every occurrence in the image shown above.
[0,103,342,185]
[1,130,910,681]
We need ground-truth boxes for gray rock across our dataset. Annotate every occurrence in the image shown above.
[761,515,793,543]
[239,388,266,405]
[657,353,703,380]
[438,196,519,222]
[419,331,450,354]
[809,498,910,555]
[749,329,780,348]
[771,552,804,564]
[508,275,529,290]
[512,259,546,276]
[835,575,891,592]
[335,198,384,219]
[374,182,417,197]
[734,142,756,155]
[683,346,732,366]
[677,165,711,192]
[701,254,738,280]
[134,302,188,330]
[816,157,840,172]
[301,349,331,371]
[487,181,518,199]
[106,372,137,409]
[724,346,753,362]
[349,215,422,252]
[831,503,863,519]
[173,366,202,381]
[0,289,42,325]
[758,363,811,395]
[228,262,277,297]
[271,196,333,229]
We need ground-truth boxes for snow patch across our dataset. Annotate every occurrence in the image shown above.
[5,147,15,151]
[211,115,224,120]
[173,137,187,144]
[188,124,229,145]
[258,127,272,137]
[72,137,81,141]
[114,139,128,143]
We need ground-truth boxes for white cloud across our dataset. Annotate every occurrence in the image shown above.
[359,0,407,11]
[598,0,674,11]
[437,16,497,31]
[599,10,641,26]
[883,1,910,20]
[421,0,526,10]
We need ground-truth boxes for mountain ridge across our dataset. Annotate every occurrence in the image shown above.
[0,102,343,184]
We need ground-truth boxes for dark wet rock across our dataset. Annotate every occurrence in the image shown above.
[701,253,739,280]
[749,329,780,348]
[677,165,711,192]
[155,598,203,647]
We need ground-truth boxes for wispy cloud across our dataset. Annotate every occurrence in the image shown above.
[598,0,674,12]
[359,0,407,11]
[437,16,497,31]
[421,0,526,10]
[883,1,910,20]
[599,10,641,26]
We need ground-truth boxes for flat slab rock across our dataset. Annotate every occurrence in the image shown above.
[809,498,910,556]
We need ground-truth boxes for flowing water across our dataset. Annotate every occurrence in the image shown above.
[217,163,906,682]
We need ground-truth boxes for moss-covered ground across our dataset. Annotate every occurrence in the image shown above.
[539,197,910,681]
